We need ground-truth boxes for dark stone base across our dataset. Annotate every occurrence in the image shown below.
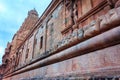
[21,76,120,80]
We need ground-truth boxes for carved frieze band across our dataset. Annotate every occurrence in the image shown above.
[4,23,120,79]
[51,6,120,55]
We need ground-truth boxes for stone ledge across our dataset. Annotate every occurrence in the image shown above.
[20,76,120,80]
[4,26,120,78]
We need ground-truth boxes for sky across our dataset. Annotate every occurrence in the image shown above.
[0,0,52,64]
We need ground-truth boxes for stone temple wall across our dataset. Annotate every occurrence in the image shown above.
[1,0,120,80]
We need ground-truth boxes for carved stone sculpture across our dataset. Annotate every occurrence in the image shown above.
[84,20,100,38]
[73,1,78,28]
[107,0,120,8]
[98,15,110,32]
[105,7,120,28]
[57,38,67,50]
[107,0,118,8]
[69,30,78,45]
[64,35,70,46]
[57,41,62,49]
[115,0,120,7]
[77,28,84,41]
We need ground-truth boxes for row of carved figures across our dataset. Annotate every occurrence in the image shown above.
[47,6,120,55]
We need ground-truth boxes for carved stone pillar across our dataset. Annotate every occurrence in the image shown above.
[65,0,73,28]
[72,0,78,29]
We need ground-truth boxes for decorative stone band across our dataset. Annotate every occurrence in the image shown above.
[4,26,120,78]
[19,76,120,80]
[54,6,120,55]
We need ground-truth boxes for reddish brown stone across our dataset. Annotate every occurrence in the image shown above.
[1,0,120,80]
[115,0,120,7]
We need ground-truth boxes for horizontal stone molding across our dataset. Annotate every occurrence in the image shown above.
[4,26,120,78]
